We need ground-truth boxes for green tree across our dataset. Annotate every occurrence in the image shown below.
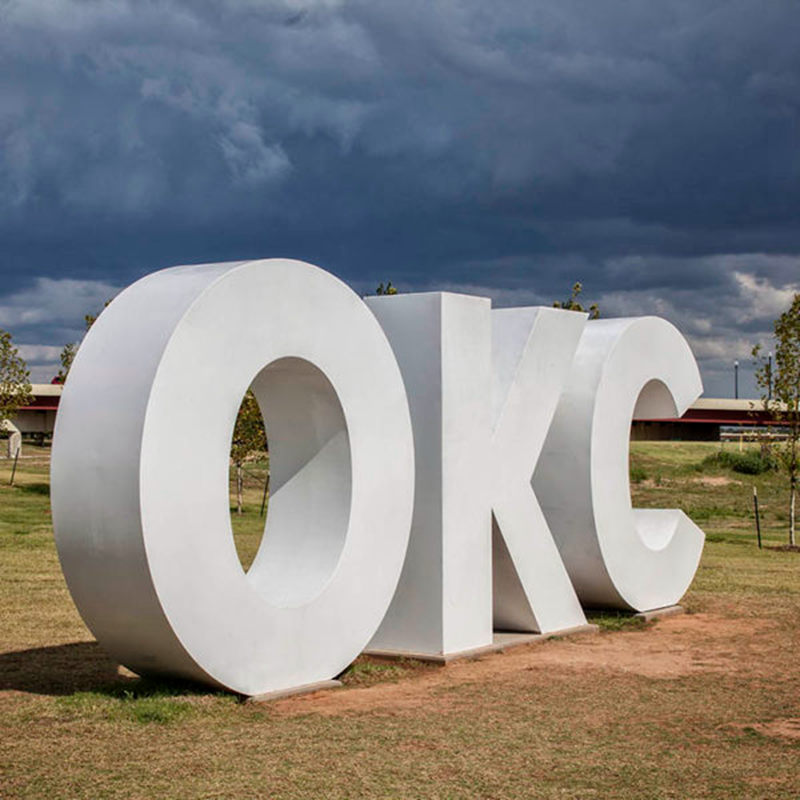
[0,329,33,435]
[553,282,600,319]
[83,302,113,330]
[230,391,268,515]
[753,292,800,546]
[56,342,77,383]
[376,281,398,295]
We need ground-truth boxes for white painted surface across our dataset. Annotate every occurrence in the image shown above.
[51,259,415,696]
[6,428,21,458]
[366,293,493,656]
[491,307,589,633]
[534,317,705,611]
[50,261,710,690]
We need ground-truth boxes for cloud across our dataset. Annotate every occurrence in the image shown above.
[0,275,120,381]
[17,344,62,362]
[17,343,63,384]
[0,277,119,331]
[431,253,799,397]
[595,260,800,396]
[3,0,799,228]
[1,1,800,396]
[732,271,799,321]
[219,123,291,186]
[0,276,120,381]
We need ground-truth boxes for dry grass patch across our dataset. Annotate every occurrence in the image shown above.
[1,442,800,799]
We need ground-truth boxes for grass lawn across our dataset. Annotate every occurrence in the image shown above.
[1,440,799,799]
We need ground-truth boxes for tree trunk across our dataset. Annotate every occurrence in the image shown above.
[236,463,243,516]
[790,479,796,547]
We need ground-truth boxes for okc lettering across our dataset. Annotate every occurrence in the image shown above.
[51,259,704,696]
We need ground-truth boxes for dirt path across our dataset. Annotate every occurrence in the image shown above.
[275,613,781,716]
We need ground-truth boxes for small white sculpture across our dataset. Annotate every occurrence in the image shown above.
[7,429,21,459]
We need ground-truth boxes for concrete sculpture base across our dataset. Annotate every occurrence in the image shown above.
[246,680,343,703]
[364,624,599,664]
[632,605,685,622]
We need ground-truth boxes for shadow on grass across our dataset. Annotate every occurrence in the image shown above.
[585,610,651,632]
[16,482,50,496]
[0,642,213,698]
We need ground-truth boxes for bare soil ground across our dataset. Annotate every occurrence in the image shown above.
[278,613,778,717]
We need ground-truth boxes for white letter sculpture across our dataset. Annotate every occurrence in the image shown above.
[534,317,705,611]
[51,259,415,696]
[51,260,706,695]
[365,292,493,657]
[490,307,589,634]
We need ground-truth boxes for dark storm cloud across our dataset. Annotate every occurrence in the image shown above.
[1,0,799,392]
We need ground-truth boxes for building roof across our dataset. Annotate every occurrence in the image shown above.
[691,397,761,412]
[640,397,786,426]
[13,387,788,425]
[16,384,63,412]
[30,384,63,397]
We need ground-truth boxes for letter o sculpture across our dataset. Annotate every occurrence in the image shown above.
[51,259,415,696]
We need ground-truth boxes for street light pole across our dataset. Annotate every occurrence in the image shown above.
[734,360,739,399]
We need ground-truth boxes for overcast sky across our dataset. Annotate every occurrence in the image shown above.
[2,0,799,395]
